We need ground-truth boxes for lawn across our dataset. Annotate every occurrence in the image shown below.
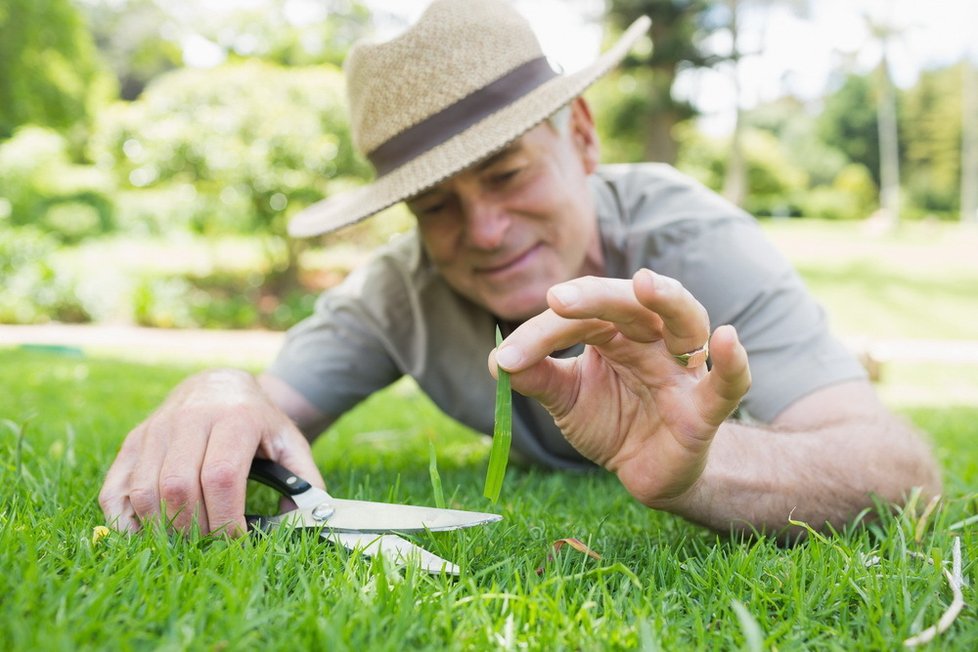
[1,353,976,650]
[2,219,977,649]
[762,219,978,341]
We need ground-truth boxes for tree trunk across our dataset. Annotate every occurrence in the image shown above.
[961,60,978,224]
[643,110,680,164]
[722,0,747,207]
[876,47,901,224]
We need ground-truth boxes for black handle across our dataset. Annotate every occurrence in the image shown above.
[245,514,274,533]
[248,458,312,496]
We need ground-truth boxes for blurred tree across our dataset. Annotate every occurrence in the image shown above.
[0,0,115,141]
[0,126,115,240]
[719,0,811,207]
[602,0,726,164]
[901,63,964,218]
[817,74,881,188]
[865,13,902,223]
[90,61,369,288]
[76,0,183,100]
[747,97,849,187]
[959,60,978,223]
[76,0,371,99]
[212,0,372,67]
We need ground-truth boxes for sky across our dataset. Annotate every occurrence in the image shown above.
[364,0,977,134]
[179,0,977,134]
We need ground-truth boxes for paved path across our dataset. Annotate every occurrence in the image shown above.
[3,324,978,366]
[1,323,284,365]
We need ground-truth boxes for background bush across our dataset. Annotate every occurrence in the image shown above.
[0,126,116,242]
[0,226,89,323]
[89,61,369,239]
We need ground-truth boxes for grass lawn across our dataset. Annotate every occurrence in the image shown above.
[2,219,976,649]
[1,346,976,650]
[762,219,978,341]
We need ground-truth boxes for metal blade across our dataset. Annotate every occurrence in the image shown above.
[302,498,501,533]
[326,531,460,576]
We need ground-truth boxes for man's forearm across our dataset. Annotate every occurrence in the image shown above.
[257,373,334,441]
[657,413,942,538]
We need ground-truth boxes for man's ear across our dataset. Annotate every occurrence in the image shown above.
[568,97,600,174]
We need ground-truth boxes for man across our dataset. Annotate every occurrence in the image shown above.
[99,0,940,539]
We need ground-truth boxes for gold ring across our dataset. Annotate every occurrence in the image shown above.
[673,341,709,369]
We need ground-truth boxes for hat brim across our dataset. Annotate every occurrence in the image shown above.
[288,16,651,238]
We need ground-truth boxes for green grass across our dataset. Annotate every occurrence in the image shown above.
[762,219,978,340]
[3,220,977,649]
[1,347,976,650]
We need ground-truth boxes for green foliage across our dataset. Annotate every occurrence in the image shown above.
[0,126,116,241]
[90,60,369,238]
[207,0,372,68]
[818,73,882,187]
[602,0,722,163]
[0,227,89,323]
[675,122,878,220]
[131,270,317,330]
[0,0,116,140]
[748,97,851,187]
[901,63,967,218]
[676,127,815,216]
[77,0,183,100]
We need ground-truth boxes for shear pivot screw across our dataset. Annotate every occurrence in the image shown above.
[311,503,334,522]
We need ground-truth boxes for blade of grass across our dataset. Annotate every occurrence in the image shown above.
[484,325,512,503]
[428,437,445,509]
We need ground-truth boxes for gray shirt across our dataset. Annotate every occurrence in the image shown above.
[268,163,866,469]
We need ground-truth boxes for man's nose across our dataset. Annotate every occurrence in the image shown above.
[461,198,509,249]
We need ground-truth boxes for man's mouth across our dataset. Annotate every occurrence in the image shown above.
[477,244,541,276]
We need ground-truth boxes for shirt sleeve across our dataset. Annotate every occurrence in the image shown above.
[264,236,432,418]
[265,275,402,418]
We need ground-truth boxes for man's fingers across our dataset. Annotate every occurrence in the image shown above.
[199,418,254,537]
[494,309,616,373]
[544,270,711,362]
[694,325,751,427]
[632,269,711,357]
[157,419,211,533]
[272,434,326,491]
[99,427,144,531]
[126,417,171,525]
[489,346,579,410]
[548,275,665,343]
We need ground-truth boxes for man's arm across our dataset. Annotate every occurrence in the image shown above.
[642,380,941,537]
[99,369,330,535]
[492,270,941,538]
[258,373,334,439]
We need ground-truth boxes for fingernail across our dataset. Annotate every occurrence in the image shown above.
[495,345,522,370]
[550,284,581,307]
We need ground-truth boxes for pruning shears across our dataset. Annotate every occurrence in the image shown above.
[246,458,501,575]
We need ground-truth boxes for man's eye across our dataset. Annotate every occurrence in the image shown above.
[421,203,445,215]
[491,169,521,184]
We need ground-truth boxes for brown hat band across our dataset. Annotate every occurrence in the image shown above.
[367,56,558,177]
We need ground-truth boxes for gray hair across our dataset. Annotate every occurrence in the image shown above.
[546,104,573,135]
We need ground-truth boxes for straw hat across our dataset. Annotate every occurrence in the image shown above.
[288,0,651,238]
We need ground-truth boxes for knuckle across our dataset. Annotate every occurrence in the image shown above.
[696,304,710,328]
[97,488,115,513]
[159,474,195,507]
[200,460,239,494]
[128,486,158,516]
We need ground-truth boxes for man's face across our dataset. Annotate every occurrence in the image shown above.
[407,101,603,323]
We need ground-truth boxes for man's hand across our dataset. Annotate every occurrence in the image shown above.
[98,369,325,536]
[489,269,751,508]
